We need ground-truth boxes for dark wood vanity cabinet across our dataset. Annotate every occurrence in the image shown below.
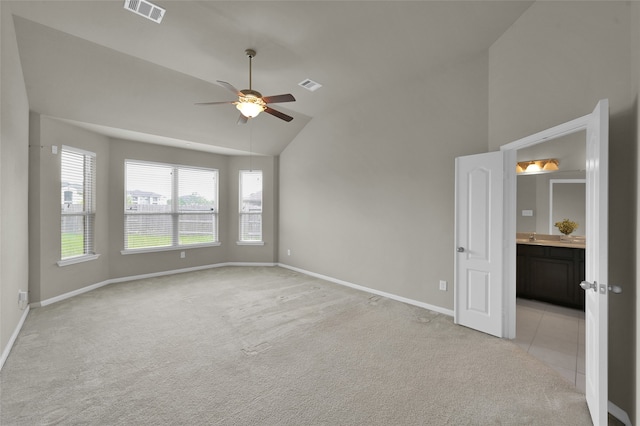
[516,244,585,310]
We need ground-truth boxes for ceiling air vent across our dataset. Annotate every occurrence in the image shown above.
[124,0,165,23]
[298,79,322,92]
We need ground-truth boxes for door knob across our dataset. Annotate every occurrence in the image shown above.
[457,247,465,253]
[580,280,597,292]
[581,281,622,294]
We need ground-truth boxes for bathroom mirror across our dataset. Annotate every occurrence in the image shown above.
[549,179,585,236]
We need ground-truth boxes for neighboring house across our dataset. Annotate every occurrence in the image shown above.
[241,191,262,212]
[127,190,167,206]
[61,182,83,207]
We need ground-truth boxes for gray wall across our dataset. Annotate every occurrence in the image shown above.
[0,2,30,361]
[635,3,640,422]
[27,116,278,303]
[488,1,636,419]
[633,4,640,420]
[29,115,111,301]
[279,54,489,312]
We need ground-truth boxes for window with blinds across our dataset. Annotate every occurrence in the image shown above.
[61,146,96,260]
[124,160,218,251]
[239,170,262,242]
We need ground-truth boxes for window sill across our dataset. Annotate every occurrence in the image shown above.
[121,242,221,255]
[57,253,101,267]
[236,241,265,246]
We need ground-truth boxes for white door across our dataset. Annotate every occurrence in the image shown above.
[454,151,504,338]
[582,99,609,425]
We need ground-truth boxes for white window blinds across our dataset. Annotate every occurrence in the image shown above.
[239,170,262,242]
[61,146,96,259]
[125,160,218,250]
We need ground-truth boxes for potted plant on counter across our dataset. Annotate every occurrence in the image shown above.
[554,218,578,240]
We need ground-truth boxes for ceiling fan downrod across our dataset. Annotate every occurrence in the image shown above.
[246,49,256,91]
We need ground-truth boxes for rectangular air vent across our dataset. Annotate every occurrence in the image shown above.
[298,79,322,92]
[124,0,165,23]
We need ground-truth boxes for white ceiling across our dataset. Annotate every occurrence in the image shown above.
[9,0,533,156]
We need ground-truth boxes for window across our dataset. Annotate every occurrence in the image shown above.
[239,170,263,243]
[124,160,218,251]
[60,146,96,261]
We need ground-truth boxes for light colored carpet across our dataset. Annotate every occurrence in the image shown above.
[1,266,591,425]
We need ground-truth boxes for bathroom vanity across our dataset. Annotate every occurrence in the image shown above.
[516,234,585,310]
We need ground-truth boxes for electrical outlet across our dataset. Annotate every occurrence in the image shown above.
[18,290,28,310]
[287,249,291,256]
[439,280,447,291]
[180,251,185,259]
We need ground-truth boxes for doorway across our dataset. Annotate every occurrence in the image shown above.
[512,131,586,391]
[455,99,609,424]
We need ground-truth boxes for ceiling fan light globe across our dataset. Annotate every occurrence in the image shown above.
[236,101,265,118]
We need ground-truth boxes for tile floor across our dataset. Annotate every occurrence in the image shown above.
[515,298,585,393]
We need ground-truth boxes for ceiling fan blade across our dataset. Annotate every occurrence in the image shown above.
[237,114,248,125]
[216,80,242,96]
[264,106,293,122]
[262,94,296,104]
[195,101,235,106]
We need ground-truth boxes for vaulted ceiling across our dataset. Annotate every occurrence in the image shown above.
[9,1,533,155]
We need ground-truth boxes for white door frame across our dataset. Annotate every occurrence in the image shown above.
[457,100,609,425]
[500,113,593,339]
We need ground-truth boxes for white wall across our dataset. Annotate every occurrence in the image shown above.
[488,1,636,420]
[279,54,489,311]
[1,3,30,363]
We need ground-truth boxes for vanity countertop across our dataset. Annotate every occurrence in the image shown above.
[516,233,586,249]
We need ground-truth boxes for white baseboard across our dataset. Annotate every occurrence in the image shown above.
[0,305,30,371]
[34,261,445,317]
[608,400,632,426]
[35,262,277,307]
[278,263,454,317]
[35,279,114,307]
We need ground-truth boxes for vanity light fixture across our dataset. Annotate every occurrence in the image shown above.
[516,158,559,175]
[542,159,559,171]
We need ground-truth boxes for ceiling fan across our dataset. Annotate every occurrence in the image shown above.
[196,49,296,124]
